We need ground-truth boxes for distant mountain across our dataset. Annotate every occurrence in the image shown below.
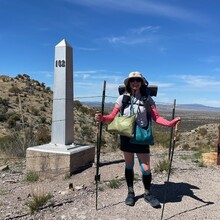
[82,101,220,112]
[177,104,220,111]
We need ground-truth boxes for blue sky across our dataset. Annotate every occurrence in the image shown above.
[1,0,220,107]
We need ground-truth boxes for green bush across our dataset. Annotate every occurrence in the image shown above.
[30,106,40,116]
[7,113,21,128]
[154,158,170,173]
[0,98,9,106]
[108,178,122,189]
[25,191,53,214]
[0,127,37,157]
[8,85,21,95]
[25,170,39,182]
[36,127,51,144]
[199,128,207,137]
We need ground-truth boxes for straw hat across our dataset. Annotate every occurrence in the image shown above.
[124,71,146,87]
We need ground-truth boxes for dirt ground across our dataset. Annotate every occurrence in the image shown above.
[0,148,220,220]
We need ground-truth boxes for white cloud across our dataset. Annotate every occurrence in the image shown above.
[129,26,160,35]
[75,70,123,82]
[106,26,160,45]
[65,0,206,24]
[107,36,150,45]
[75,47,98,51]
[199,56,220,63]
[180,74,220,87]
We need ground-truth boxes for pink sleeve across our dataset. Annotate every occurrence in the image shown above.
[102,107,120,122]
[150,106,179,127]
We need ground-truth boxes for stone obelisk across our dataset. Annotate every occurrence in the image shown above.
[26,39,95,175]
[51,39,73,146]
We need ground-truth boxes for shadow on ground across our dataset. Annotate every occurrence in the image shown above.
[151,181,214,205]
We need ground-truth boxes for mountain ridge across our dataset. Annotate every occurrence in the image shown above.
[82,101,220,112]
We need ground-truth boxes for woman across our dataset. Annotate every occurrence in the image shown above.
[95,71,181,208]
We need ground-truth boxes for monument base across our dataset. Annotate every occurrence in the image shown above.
[26,143,95,175]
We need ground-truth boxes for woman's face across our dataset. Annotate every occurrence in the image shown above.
[129,77,142,90]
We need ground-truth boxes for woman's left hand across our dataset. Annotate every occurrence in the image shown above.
[174,117,181,126]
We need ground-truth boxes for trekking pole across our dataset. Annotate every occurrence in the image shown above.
[95,80,106,210]
[160,121,179,220]
[168,99,176,161]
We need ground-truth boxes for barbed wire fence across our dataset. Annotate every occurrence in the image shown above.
[0,94,219,164]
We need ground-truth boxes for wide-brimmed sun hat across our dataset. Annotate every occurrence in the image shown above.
[124,71,146,87]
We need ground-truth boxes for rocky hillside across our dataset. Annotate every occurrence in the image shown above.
[0,74,219,155]
[0,74,116,149]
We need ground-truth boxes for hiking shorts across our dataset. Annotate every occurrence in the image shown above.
[120,135,150,154]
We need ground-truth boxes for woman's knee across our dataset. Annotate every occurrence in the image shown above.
[137,157,151,175]
[124,152,134,169]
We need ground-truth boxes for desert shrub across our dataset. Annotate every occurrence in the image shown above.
[74,100,82,109]
[81,125,91,136]
[25,189,53,214]
[181,143,190,150]
[0,106,8,122]
[0,127,37,157]
[39,116,47,123]
[46,87,51,92]
[25,170,39,182]
[154,158,170,173]
[199,128,207,137]
[40,106,46,112]
[8,85,21,95]
[0,136,10,147]
[7,113,21,128]
[30,106,40,116]
[36,127,51,144]
[43,101,49,107]
[74,124,79,132]
[108,178,122,189]
[74,100,96,116]
[154,130,170,148]
[0,98,9,106]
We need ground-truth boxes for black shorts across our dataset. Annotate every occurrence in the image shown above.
[120,136,150,154]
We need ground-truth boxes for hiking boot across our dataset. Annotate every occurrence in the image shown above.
[125,192,135,206]
[144,193,161,208]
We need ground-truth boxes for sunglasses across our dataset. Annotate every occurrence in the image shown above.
[129,77,142,83]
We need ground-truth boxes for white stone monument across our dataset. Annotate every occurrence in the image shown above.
[51,39,74,145]
[26,39,95,175]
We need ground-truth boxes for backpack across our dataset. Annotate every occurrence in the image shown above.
[119,84,157,115]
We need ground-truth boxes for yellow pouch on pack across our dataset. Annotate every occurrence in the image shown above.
[107,113,136,137]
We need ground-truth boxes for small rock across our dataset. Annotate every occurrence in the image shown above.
[0,165,9,171]
[75,185,84,190]
[69,183,73,189]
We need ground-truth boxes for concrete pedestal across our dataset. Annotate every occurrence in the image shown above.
[26,144,95,175]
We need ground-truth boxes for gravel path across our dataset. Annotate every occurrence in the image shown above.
[1,149,220,220]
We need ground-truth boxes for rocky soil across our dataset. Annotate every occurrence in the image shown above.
[0,147,219,220]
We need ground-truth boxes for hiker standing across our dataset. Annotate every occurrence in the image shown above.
[95,71,181,208]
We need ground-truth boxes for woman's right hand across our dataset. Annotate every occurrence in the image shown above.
[95,113,103,122]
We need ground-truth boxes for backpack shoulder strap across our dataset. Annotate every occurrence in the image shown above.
[121,94,130,115]
[142,95,152,113]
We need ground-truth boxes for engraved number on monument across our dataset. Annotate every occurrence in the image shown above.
[55,60,66,67]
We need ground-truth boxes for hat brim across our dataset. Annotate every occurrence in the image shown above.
[124,76,145,87]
